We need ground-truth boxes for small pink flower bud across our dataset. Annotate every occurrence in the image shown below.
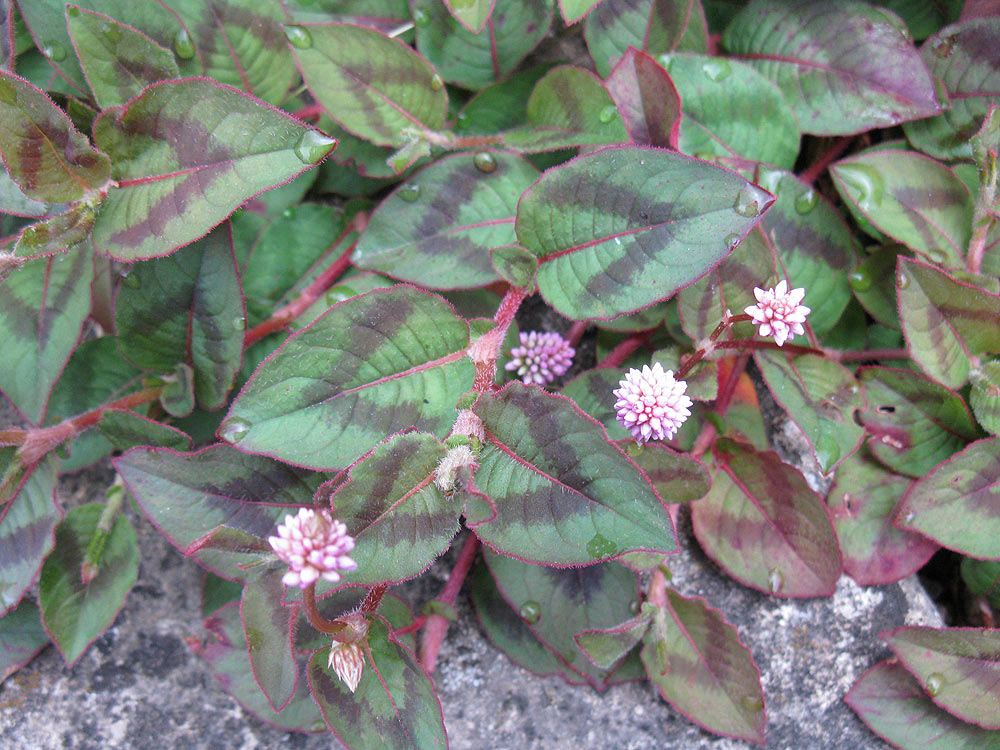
[505,331,575,385]
[328,640,365,693]
[268,508,357,589]
[613,363,692,445]
[744,280,811,347]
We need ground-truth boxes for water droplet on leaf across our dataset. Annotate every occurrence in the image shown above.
[67,6,80,16]
[413,8,431,26]
[628,599,640,615]
[932,35,956,58]
[702,58,731,81]
[325,285,354,305]
[925,673,944,696]
[755,167,783,195]
[767,568,783,593]
[43,42,67,62]
[232,316,246,330]
[173,28,195,59]
[220,418,251,443]
[794,188,818,214]
[599,105,618,123]
[293,130,336,164]
[835,163,884,212]
[473,151,497,173]
[518,601,541,624]
[815,433,841,473]
[849,270,872,291]
[284,25,313,49]
[733,187,760,217]
[586,533,617,559]
[429,74,444,91]
[897,271,910,289]
[725,233,741,250]
[926,249,946,264]
[282,208,294,219]
[741,695,764,712]
[903,510,916,525]
[121,272,141,289]
[101,23,122,44]
[397,182,421,202]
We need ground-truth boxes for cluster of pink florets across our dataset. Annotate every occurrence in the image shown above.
[268,508,357,588]
[744,280,810,347]
[613,362,693,444]
[505,330,575,385]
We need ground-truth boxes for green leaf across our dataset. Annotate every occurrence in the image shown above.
[115,225,244,410]
[115,444,327,580]
[827,448,938,586]
[897,257,1000,388]
[455,65,555,136]
[515,145,774,320]
[641,588,765,745]
[831,149,973,268]
[308,618,447,750]
[605,47,681,149]
[38,503,138,666]
[222,285,473,471]
[0,70,110,203]
[904,18,1000,160]
[561,368,631,441]
[291,23,447,148]
[501,66,630,153]
[961,557,1000,609]
[490,245,537,290]
[413,0,554,91]
[574,617,650,671]
[723,0,940,135]
[846,660,1000,750]
[661,52,800,168]
[484,549,644,689]
[0,247,94,424]
[14,209,95,260]
[692,439,842,597]
[320,432,457,587]
[872,0,961,41]
[67,6,180,109]
[886,626,1000,729]
[91,79,335,260]
[159,362,196,418]
[585,0,708,78]
[445,0,495,32]
[896,437,1000,560]
[858,366,980,479]
[849,244,906,328]
[616,441,711,504]
[469,383,677,565]
[0,163,61,218]
[97,409,192,451]
[0,599,49,683]
[352,151,538,289]
[971,361,1000,436]
[755,350,865,474]
[240,573,298,712]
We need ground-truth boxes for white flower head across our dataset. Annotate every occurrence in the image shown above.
[744,280,810,347]
[268,508,357,589]
[613,362,692,444]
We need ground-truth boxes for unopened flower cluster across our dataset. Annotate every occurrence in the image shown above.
[268,508,356,588]
[744,280,810,347]
[505,330,575,385]
[614,362,693,444]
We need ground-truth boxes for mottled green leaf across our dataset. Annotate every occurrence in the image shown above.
[39,503,138,666]
[961,557,1000,609]
[724,0,939,135]
[561,368,632,441]
[847,660,1000,750]
[827,448,938,586]
[905,18,1000,160]
[469,383,676,565]
[0,246,93,424]
[291,23,446,148]
[971,361,1000,436]
[0,599,49,684]
[516,145,774,320]
[283,0,410,29]
[67,6,179,109]
[308,618,446,750]
[617,441,711,504]
[0,163,60,218]
[14,208,94,260]
[455,65,555,137]
[641,587,765,745]
[413,0,553,91]
[605,47,681,149]
[91,79,335,260]
[897,257,1000,388]
[849,244,906,328]
[490,245,537,290]
[159,362,195,418]
[831,149,973,268]
[115,444,326,580]
[97,409,192,452]
[887,626,1000,729]
[872,0,961,41]
[445,0,495,32]
[585,0,708,78]
[352,151,537,289]
[896,437,1000,560]
[0,70,110,203]
[222,286,472,471]
[691,439,842,597]
[575,616,649,671]
[241,573,298,712]
[755,350,864,474]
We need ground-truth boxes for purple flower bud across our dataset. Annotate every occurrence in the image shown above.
[505,331,575,385]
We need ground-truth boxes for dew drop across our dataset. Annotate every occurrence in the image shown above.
[794,188,818,214]
[282,207,294,219]
[413,8,431,27]
[325,285,354,305]
[293,130,337,164]
[755,167,783,195]
[926,249,946,264]
[429,74,444,91]
[767,568,783,593]
[903,511,916,525]
[897,271,910,289]
[599,105,618,123]
[628,599,641,615]
[43,42,67,62]
[518,601,541,624]
[232,316,246,331]
[284,25,313,49]
[173,28,195,59]
[932,35,956,59]
[702,58,731,81]
[741,695,764,712]
[67,5,80,16]
[725,233,741,250]
[120,272,141,289]
[849,270,873,291]
[835,163,884,212]
[101,23,122,44]
[219,417,251,444]
[586,533,617,559]
[397,182,421,202]
[815,433,841,474]
[614,236,622,246]
[473,151,497,173]
[733,188,760,217]
[925,673,944,696]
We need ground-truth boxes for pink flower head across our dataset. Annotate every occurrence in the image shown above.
[613,362,693,444]
[505,330,575,385]
[744,280,810,347]
[268,508,357,588]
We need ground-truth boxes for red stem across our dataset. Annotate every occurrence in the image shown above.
[419,533,480,673]
[596,330,652,369]
[713,339,823,357]
[470,285,528,392]
[689,353,750,461]
[830,348,908,362]
[294,103,324,122]
[302,584,346,635]
[799,136,853,185]
[565,320,588,348]
[360,583,387,615]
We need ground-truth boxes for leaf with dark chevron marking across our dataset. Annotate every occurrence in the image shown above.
[470,382,677,565]
[114,444,329,581]
[308,617,447,750]
[14,208,94,259]
[641,587,766,745]
[604,47,681,149]
[0,599,49,684]
[91,78,336,260]
[895,437,1000,560]
[115,224,245,410]
[222,285,473,471]
[516,145,774,321]
[352,151,538,290]
[0,70,110,203]
[691,439,842,597]
[96,409,192,452]
[241,572,299,712]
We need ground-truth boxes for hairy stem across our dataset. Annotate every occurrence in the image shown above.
[360,583,388,615]
[419,533,480,673]
[470,285,528,392]
[303,584,347,635]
